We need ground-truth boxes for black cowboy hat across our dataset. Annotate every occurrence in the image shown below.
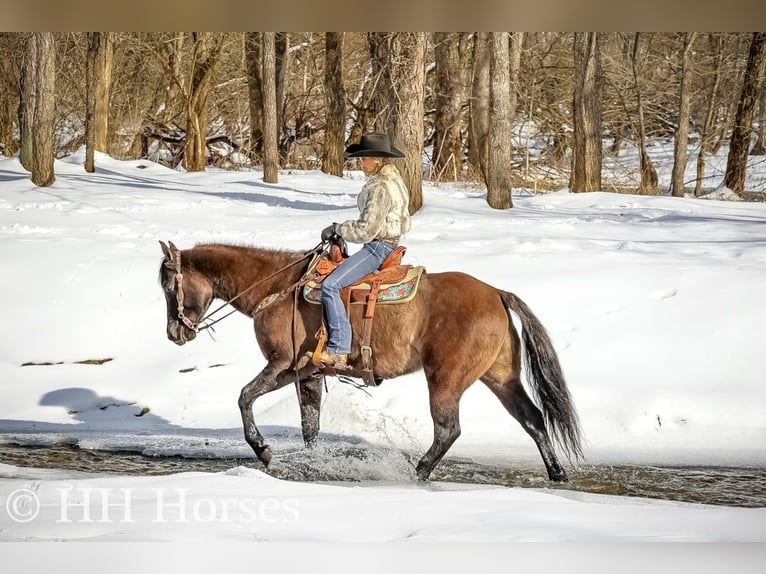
[344,132,404,158]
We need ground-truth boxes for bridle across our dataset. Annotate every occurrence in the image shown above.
[166,243,324,334]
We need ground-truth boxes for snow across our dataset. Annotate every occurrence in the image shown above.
[1,146,765,555]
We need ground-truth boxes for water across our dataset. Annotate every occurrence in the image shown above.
[1,443,763,507]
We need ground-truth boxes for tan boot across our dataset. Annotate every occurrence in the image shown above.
[307,350,349,369]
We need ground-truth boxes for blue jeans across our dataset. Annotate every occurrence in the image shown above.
[320,239,397,354]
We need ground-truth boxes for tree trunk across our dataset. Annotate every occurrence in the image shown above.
[184,33,222,172]
[389,33,427,214]
[508,32,524,129]
[671,32,696,197]
[322,32,346,177]
[367,33,393,132]
[0,33,19,157]
[93,32,113,153]
[433,32,469,182]
[631,33,659,195]
[85,33,97,173]
[487,32,512,209]
[19,33,36,171]
[30,33,55,187]
[262,32,279,183]
[695,34,724,197]
[724,32,766,195]
[85,32,113,170]
[570,32,603,193]
[245,32,264,161]
[275,32,289,165]
[468,32,490,181]
[751,79,766,155]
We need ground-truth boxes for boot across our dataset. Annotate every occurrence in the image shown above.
[307,350,349,369]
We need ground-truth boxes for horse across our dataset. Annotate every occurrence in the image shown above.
[158,240,583,481]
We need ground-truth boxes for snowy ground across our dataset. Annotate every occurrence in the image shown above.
[0,144,765,552]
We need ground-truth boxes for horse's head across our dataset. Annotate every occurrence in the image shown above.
[159,241,214,345]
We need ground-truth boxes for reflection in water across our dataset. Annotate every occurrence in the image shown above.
[0,443,763,508]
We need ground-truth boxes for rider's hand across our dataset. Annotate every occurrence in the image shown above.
[321,223,339,242]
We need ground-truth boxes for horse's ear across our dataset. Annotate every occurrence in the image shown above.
[159,240,171,259]
[168,240,179,253]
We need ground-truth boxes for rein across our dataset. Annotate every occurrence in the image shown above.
[171,243,323,333]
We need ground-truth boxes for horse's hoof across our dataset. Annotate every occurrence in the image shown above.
[256,445,272,467]
[549,471,568,482]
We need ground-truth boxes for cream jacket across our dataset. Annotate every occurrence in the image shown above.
[336,163,411,244]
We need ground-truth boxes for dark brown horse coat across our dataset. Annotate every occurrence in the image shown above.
[159,241,583,481]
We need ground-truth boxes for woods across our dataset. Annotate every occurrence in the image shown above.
[1,32,765,206]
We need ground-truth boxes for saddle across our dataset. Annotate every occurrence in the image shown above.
[303,238,425,386]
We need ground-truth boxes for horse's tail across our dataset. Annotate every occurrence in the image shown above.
[501,291,584,462]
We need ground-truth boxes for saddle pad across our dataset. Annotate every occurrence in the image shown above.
[303,266,426,305]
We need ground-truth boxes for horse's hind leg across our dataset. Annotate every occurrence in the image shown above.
[481,374,568,482]
[415,368,477,480]
[415,383,461,480]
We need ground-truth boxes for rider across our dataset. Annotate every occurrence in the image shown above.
[314,132,411,369]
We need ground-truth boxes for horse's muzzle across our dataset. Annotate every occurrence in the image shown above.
[167,320,196,345]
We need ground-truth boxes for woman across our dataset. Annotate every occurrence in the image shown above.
[315,132,411,369]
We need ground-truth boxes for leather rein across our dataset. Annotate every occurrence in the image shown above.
[168,243,323,333]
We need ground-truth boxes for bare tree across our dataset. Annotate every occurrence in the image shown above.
[184,33,223,172]
[508,32,524,129]
[322,32,345,176]
[21,33,56,186]
[262,32,279,183]
[245,32,264,161]
[670,32,697,197]
[468,33,490,180]
[19,33,36,171]
[85,32,114,172]
[433,32,470,181]
[570,32,602,193]
[694,34,725,197]
[367,33,426,213]
[724,32,766,195]
[367,33,393,132]
[486,32,512,209]
[0,33,21,156]
[752,79,766,155]
[631,33,659,195]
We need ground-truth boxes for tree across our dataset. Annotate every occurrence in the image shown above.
[631,33,659,195]
[752,79,766,155]
[486,32,512,209]
[724,32,766,195]
[570,32,602,193]
[0,33,20,157]
[19,33,36,171]
[694,34,725,197]
[468,33,490,180]
[433,32,470,181]
[85,32,114,172]
[262,32,279,183]
[322,32,345,176]
[670,33,697,197]
[245,32,264,161]
[367,32,426,214]
[19,33,56,186]
[184,33,223,172]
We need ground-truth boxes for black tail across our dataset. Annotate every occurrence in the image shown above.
[501,291,584,462]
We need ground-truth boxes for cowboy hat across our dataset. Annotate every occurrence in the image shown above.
[344,132,404,158]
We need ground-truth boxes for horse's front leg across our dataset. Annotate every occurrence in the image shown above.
[238,362,294,466]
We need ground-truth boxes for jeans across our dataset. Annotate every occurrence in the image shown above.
[320,239,397,354]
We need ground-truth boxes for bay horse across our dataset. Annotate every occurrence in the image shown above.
[158,240,583,481]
